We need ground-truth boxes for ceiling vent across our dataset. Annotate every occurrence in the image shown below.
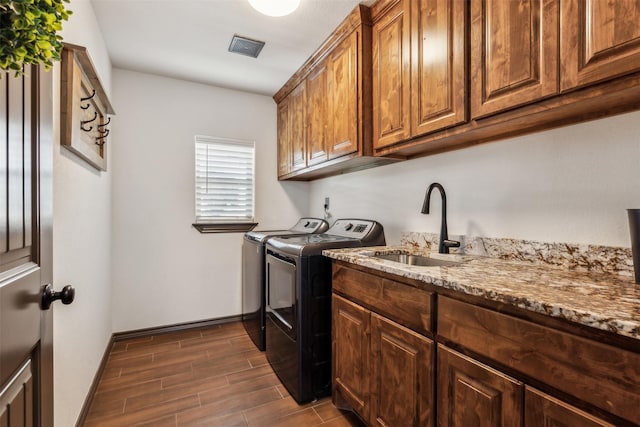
[228,35,265,58]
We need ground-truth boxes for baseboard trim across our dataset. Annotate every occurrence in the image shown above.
[74,315,242,426]
[74,335,115,427]
[113,314,243,341]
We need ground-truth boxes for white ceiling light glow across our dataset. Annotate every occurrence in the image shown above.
[248,0,301,17]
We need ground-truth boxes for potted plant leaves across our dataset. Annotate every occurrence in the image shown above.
[0,0,72,76]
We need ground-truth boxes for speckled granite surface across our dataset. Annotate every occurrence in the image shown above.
[401,232,635,277]
[323,244,640,340]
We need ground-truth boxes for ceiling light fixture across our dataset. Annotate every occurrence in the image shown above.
[248,0,300,17]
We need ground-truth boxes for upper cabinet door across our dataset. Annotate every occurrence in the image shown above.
[328,31,359,160]
[470,0,559,119]
[561,0,640,91]
[306,63,329,166]
[411,0,467,136]
[289,82,307,172]
[372,0,411,149]
[276,99,291,177]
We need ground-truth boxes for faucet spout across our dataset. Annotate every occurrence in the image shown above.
[421,183,460,254]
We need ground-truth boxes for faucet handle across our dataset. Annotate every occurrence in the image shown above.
[443,239,461,249]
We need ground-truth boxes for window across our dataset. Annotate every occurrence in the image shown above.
[193,135,257,233]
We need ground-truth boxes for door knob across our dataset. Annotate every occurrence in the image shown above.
[41,284,75,310]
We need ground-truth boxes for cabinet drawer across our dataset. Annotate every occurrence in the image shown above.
[332,264,433,335]
[438,296,640,425]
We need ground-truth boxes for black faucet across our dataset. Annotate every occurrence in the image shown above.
[421,183,460,254]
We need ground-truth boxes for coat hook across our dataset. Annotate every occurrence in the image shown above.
[97,117,111,131]
[95,137,106,147]
[80,111,98,132]
[80,90,96,110]
[99,129,110,138]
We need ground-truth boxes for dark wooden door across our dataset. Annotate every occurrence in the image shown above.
[470,0,559,119]
[0,66,54,426]
[306,62,328,166]
[525,387,615,427]
[328,31,359,159]
[561,0,640,91]
[370,313,434,427]
[372,0,411,150]
[289,82,306,172]
[437,345,523,427]
[411,0,467,136]
[332,294,370,420]
[276,98,290,177]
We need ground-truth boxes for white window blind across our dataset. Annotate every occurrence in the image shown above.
[195,135,255,223]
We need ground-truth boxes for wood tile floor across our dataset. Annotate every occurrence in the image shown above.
[83,321,365,426]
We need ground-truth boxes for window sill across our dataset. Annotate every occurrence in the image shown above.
[192,222,258,234]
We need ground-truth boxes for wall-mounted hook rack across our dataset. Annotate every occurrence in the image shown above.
[61,43,116,172]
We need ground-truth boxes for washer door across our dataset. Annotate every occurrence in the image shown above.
[265,251,297,341]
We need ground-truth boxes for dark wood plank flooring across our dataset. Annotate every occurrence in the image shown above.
[82,321,364,426]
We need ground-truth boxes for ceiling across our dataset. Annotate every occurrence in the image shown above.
[90,0,371,97]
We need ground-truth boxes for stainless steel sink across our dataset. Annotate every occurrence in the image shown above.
[374,253,462,267]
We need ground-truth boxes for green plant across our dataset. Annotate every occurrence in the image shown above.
[0,0,72,76]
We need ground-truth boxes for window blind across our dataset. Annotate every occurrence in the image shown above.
[195,135,255,223]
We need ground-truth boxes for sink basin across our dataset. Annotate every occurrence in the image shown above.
[374,253,462,267]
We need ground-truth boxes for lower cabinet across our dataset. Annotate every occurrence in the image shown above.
[333,294,370,417]
[437,346,522,427]
[331,264,634,427]
[332,294,434,427]
[524,387,615,427]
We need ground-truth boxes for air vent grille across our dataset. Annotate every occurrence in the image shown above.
[228,35,265,58]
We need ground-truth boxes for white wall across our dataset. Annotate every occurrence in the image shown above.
[310,111,640,247]
[53,0,113,425]
[111,69,309,333]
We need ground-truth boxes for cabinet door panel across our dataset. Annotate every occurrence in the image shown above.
[525,387,615,427]
[412,0,467,135]
[561,0,640,91]
[471,0,558,118]
[332,294,370,418]
[438,345,523,427]
[370,313,434,427]
[289,83,307,171]
[276,100,290,177]
[328,32,359,159]
[306,64,328,166]
[372,0,411,149]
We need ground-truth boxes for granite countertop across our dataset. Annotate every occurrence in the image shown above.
[323,246,640,341]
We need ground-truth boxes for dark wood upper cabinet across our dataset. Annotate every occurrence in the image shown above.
[372,0,411,149]
[411,0,467,135]
[470,0,559,119]
[372,0,466,149]
[561,0,640,91]
[306,63,329,166]
[274,5,400,181]
[289,82,307,172]
[276,98,291,176]
[328,31,360,159]
[277,0,640,176]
